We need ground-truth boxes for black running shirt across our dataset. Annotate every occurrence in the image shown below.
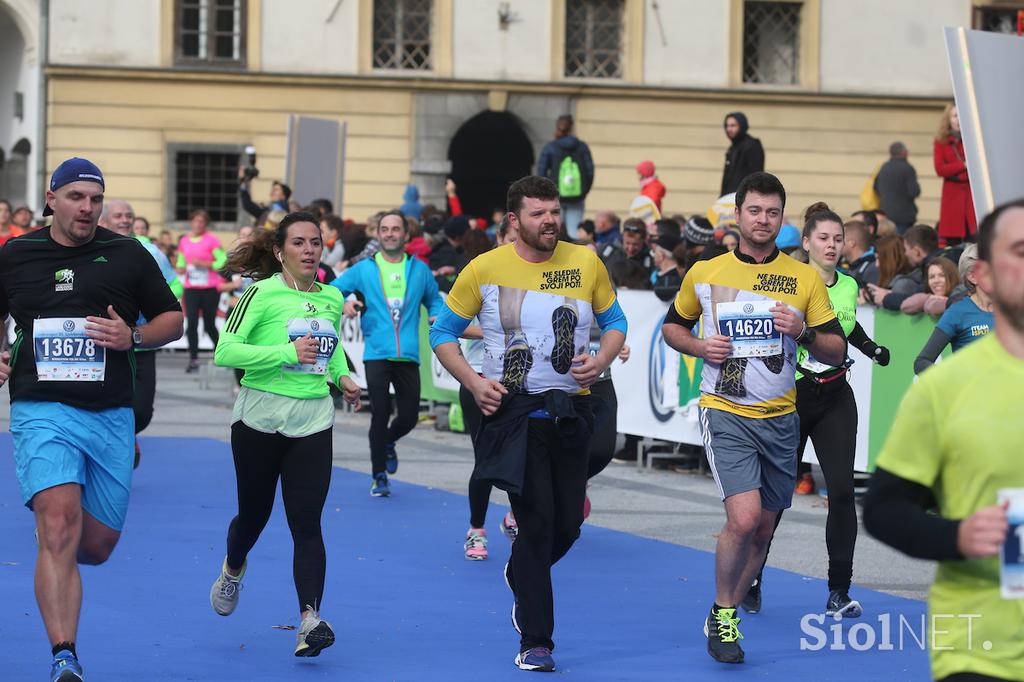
[0,227,182,410]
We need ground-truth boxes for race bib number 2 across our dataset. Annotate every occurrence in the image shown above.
[999,488,1024,599]
[282,318,339,375]
[33,317,106,382]
[716,300,782,359]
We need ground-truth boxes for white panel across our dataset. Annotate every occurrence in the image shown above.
[644,0,730,87]
[260,0,359,74]
[49,0,161,67]
[453,0,551,82]
[820,0,969,96]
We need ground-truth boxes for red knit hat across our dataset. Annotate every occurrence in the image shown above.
[636,160,655,178]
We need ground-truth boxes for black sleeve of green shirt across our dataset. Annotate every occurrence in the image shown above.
[914,328,950,375]
[847,321,878,357]
[863,467,963,561]
[664,304,698,330]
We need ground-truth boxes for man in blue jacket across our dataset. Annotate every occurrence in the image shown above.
[332,210,444,497]
[537,115,594,240]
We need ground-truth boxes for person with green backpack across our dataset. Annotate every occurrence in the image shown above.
[537,114,594,240]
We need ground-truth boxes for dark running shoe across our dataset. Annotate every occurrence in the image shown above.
[384,442,398,474]
[549,304,578,374]
[825,589,862,619]
[741,574,762,615]
[715,357,748,398]
[501,332,533,393]
[514,647,555,672]
[704,606,745,664]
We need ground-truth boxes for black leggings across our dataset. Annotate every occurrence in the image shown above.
[364,360,420,475]
[940,674,1016,682]
[461,379,617,529]
[226,422,333,611]
[763,377,858,592]
[184,287,221,360]
[132,349,156,434]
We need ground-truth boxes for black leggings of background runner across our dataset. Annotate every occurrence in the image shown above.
[461,379,617,529]
[760,378,858,592]
[364,359,421,476]
[184,287,221,361]
[225,422,333,611]
[132,350,156,433]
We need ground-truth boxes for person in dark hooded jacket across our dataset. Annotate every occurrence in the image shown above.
[537,114,595,240]
[720,112,765,196]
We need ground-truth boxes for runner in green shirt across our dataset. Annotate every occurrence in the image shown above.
[743,203,890,619]
[207,212,360,659]
[865,200,1024,682]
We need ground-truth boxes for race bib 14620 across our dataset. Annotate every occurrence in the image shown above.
[33,317,106,382]
[715,300,782,359]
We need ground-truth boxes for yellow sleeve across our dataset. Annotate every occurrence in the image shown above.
[445,259,483,319]
[805,270,837,327]
[591,251,616,314]
[673,265,701,320]
[874,378,942,487]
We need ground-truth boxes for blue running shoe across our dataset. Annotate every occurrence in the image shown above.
[50,650,84,682]
[371,472,391,497]
[514,647,555,672]
[384,442,398,474]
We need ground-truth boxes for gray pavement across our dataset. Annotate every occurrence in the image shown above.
[1,351,935,602]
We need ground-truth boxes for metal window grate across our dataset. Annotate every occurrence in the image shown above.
[372,0,433,70]
[973,6,1024,34]
[565,0,624,79]
[742,1,801,85]
[177,0,245,66]
[174,151,240,222]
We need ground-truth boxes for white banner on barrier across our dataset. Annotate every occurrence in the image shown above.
[612,290,703,446]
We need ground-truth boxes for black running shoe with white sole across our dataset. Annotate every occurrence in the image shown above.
[549,304,578,375]
[741,574,762,614]
[704,606,744,664]
[825,589,862,619]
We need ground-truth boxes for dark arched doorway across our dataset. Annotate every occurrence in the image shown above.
[448,111,534,220]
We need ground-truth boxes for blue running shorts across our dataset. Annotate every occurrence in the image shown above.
[10,400,135,531]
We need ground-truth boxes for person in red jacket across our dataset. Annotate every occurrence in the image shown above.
[933,104,977,245]
[636,160,666,212]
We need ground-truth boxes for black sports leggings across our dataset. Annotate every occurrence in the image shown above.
[762,377,858,592]
[365,360,421,475]
[225,422,333,611]
[132,349,156,434]
[184,287,221,360]
[461,379,618,529]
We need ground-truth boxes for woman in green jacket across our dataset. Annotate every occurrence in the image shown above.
[208,212,360,658]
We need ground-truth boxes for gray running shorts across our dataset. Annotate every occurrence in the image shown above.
[699,407,799,512]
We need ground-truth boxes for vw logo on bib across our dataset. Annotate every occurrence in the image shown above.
[63,320,76,332]
[742,303,754,315]
[310,320,320,332]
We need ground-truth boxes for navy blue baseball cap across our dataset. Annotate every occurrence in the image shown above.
[43,157,105,216]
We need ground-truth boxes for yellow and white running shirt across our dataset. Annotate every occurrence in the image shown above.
[444,242,618,395]
[673,249,835,418]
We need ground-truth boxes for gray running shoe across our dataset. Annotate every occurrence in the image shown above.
[295,606,336,657]
[210,557,246,616]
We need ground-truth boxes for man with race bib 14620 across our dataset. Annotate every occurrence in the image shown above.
[0,157,183,682]
[661,172,846,665]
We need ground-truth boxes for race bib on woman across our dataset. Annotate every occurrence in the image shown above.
[282,318,339,375]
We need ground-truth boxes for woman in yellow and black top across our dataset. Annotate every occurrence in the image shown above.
[207,212,361,658]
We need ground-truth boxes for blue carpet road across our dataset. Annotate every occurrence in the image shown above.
[0,435,930,680]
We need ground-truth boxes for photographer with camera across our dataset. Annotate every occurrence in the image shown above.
[238,146,292,227]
